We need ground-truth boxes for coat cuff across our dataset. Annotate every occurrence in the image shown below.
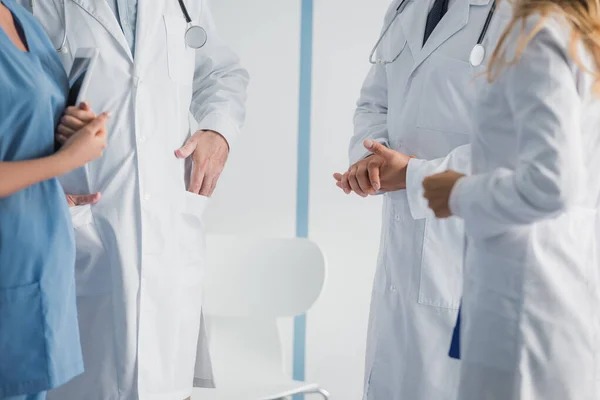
[197,113,240,150]
[449,176,467,218]
[405,158,433,220]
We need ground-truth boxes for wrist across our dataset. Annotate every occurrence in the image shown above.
[200,129,230,152]
[51,151,76,176]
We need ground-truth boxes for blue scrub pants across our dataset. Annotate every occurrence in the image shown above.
[2,393,46,400]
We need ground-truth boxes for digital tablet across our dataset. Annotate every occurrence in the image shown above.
[66,48,100,107]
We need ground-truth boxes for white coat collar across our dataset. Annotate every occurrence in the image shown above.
[70,0,133,62]
[401,0,493,73]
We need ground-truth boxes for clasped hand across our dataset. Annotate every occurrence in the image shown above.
[333,140,413,197]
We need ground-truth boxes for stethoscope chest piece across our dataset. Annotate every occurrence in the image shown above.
[469,44,485,67]
[185,25,208,49]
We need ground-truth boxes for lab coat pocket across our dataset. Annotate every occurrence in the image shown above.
[416,55,477,136]
[461,249,524,371]
[69,205,110,296]
[163,15,196,85]
[179,192,209,271]
[0,282,47,385]
[418,217,463,310]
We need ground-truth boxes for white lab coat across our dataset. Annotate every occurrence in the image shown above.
[450,16,600,400]
[27,1,249,399]
[350,0,507,399]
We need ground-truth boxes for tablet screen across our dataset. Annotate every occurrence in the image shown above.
[67,56,92,107]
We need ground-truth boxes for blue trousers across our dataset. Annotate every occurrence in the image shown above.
[2,393,46,400]
[449,306,461,360]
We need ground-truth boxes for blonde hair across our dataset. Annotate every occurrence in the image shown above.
[488,0,600,94]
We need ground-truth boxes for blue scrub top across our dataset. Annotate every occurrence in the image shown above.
[0,0,83,396]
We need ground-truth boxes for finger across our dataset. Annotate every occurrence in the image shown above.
[188,166,206,194]
[65,105,96,122]
[83,112,111,134]
[364,139,393,160]
[367,162,381,192]
[56,134,69,144]
[57,124,76,137]
[66,192,101,207]
[356,164,375,195]
[340,173,351,194]
[333,173,343,182]
[66,195,76,207]
[348,169,366,197]
[61,115,87,130]
[79,101,92,111]
[175,137,198,159]
[199,172,220,197]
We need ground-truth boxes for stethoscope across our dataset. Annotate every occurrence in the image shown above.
[370,0,496,67]
[33,0,208,54]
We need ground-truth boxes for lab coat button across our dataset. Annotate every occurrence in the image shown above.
[139,136,147,143]
[395,214,401,221]
[390,286,397,292]
[144,193,151,201]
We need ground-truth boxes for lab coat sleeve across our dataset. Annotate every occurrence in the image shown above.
[405,145,471,220]
[190,0,250,149]
[452,24,582,238]
[349,2,404,165]
[350,62,390,165]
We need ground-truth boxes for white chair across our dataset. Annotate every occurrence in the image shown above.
[192,235,330,400]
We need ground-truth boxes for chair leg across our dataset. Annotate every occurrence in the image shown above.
[305,388,331,399]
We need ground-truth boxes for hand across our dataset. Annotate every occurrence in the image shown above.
[422,170,465,218]
[57,102,96,144]
[66,192,102,207]
[333,139,414,197]
[175,130,229,196]
[57,112,109,171]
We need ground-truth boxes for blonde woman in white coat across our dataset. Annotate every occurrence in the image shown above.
[423,1,600,399]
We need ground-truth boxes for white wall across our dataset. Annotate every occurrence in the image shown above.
[209,1,390,398]
[308,1,390,398]
[206,0,301,377]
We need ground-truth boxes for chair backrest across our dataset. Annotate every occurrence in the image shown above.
[203,235,327,318]
[202,235,327,385]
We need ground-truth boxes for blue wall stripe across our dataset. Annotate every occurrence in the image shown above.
[293,0,314,393]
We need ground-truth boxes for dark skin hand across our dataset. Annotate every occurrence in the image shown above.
[334,139,414,196]
[423,170,465,218]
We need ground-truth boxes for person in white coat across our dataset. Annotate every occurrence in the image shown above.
[21,1,249,399]
[332,0,505,398]
[424,1,600,398]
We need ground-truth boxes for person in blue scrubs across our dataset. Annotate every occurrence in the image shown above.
[0,1,109,399]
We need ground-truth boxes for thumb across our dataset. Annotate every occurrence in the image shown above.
[175,137,198,159]
[79,101,92,112]
[364,139,393,159]
[83,112,110,135]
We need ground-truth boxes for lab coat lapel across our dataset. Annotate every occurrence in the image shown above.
[71,0,133,62]
[400,0,429,65]
[409,0,492,73]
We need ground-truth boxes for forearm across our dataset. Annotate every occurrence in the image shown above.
[0,154,69,198]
